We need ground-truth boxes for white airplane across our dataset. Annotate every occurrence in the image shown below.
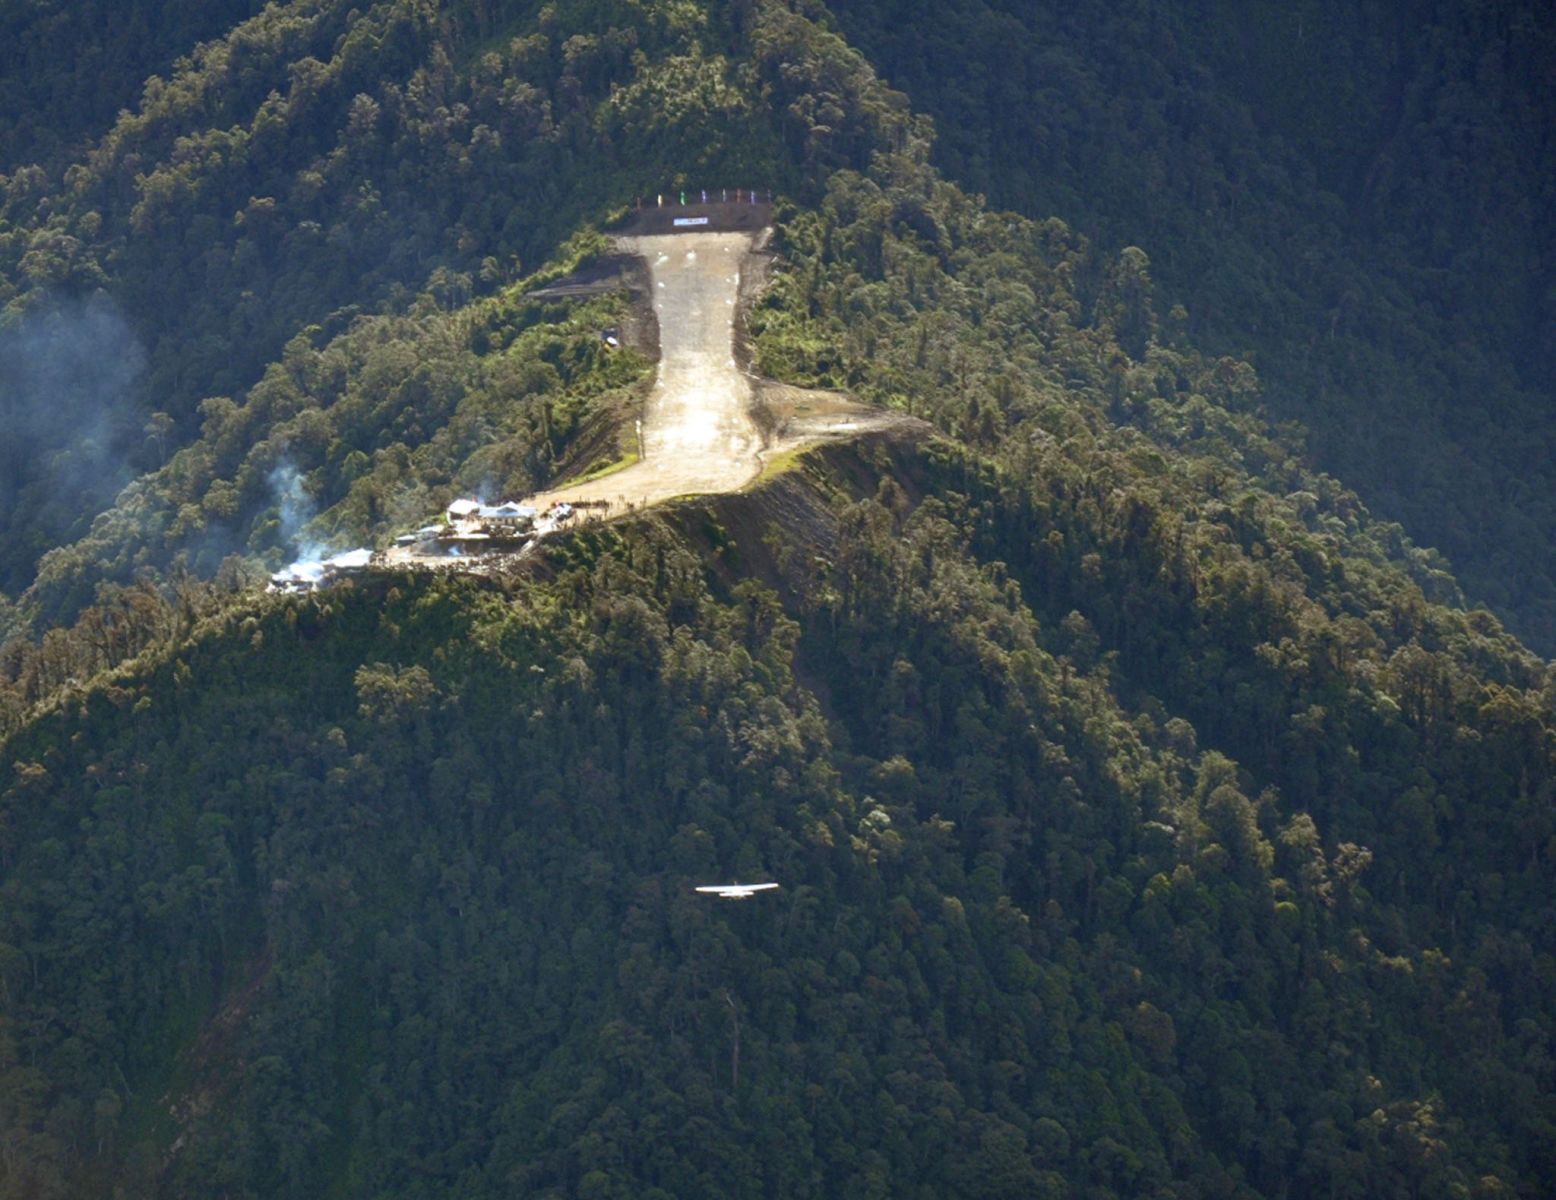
[695,882,781,900]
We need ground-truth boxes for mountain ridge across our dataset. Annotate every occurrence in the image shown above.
[4,424,1552,1195]
[823,0,1556,652]
[0,3,1552,1197]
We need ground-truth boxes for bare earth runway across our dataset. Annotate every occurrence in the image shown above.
[383,227,908,570]
[530,231,764,513]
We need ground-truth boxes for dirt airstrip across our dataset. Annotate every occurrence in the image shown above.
[383,227,905,571]
[530,228,900,512]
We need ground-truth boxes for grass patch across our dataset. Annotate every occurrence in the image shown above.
[514,227,611,294]
[568,450,639,485]
[750,444,813,485]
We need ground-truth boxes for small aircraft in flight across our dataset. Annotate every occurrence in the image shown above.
[694,882,781,900]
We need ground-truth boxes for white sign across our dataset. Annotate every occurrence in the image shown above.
[673,216,709,227]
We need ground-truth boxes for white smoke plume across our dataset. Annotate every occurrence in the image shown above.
[267,461,329,564]
[0,292,147,586]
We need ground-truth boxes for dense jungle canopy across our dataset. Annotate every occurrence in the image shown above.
[0,2,1552,1197]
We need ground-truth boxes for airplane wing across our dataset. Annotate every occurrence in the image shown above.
[695,882,781,898]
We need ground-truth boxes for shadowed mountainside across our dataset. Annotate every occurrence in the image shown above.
[0,3,1553,1198]
[827,0,1556,653]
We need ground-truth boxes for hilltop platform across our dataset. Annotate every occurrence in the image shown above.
[613,199,774,236]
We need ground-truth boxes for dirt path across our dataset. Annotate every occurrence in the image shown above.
[528,231,763,515]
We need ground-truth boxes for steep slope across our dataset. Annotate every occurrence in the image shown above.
[0,0,924,638]
[826,0,1556,653]
[1,3,1554,1199]
[0,0,269,169]
[0,0,795,599]
[2,428,1552,1197]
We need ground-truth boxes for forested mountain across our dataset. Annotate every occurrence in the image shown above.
[0,0,271,169]
[1,2,1553,1198]
[826,0,1556,653]
[0,0,775,601]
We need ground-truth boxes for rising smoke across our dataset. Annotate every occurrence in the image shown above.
[266,461,329,564]
[0,292,147,590]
